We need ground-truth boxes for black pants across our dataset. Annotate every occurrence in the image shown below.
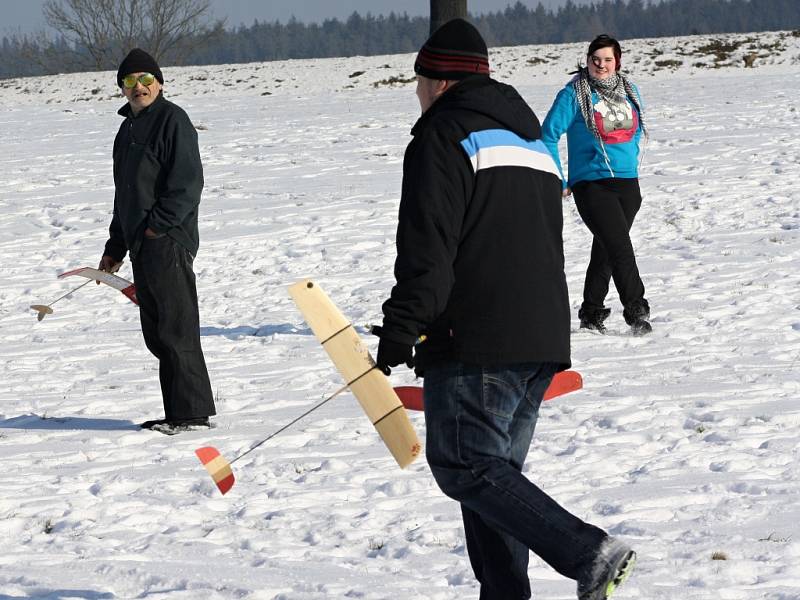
[132,236,216,420]
[573,178,646,313]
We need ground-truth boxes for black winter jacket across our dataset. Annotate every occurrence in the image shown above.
[104,93,204,261]
[380,76,571,374]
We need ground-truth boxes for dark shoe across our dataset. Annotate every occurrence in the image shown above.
[623,299,652,336]
[579,307,612,333]
[140,418,169,429]
[623,299,650,322]
[141,417,211,435]
[577,537,636,600]
[630,319,652,336]
[172,417,210,427]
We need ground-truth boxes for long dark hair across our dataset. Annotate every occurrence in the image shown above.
[587,34,622,71]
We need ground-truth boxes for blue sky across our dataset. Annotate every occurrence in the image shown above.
[1,0,578,34]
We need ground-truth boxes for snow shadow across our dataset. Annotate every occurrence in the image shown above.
[200,323,310,338]
[0,414,138,431]
[0,593,114,600]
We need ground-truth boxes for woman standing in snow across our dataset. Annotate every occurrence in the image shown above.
[542,34,651,335]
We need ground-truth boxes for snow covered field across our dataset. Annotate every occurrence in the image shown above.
[0,30,799,599]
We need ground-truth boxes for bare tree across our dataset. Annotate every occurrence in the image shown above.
[430,0,468,35]
[42,0,224,71]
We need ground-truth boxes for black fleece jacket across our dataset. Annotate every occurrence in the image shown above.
[381,75,571,374]
[104,93,204,261]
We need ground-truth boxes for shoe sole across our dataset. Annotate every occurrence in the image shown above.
[579,324,607,334]
[149,422,213,435]
[605,550,636,598]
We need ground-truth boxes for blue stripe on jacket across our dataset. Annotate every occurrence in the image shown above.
[460,129,561,179]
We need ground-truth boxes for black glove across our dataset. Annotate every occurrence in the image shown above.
[376,337,414,376]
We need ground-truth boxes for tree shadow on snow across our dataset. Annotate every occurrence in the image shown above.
[0,414,138,431]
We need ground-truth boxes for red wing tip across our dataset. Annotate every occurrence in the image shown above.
[216,474,235,495]
[566,370,583,386]
[57,267,87,279]
[195,446,221,463]
[394,386,424,412]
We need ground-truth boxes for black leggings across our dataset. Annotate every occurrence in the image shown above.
[572,178,646,312]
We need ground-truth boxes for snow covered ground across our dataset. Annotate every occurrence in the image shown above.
[1,30,799,599]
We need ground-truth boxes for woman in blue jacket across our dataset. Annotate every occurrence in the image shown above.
[542,34,651,335]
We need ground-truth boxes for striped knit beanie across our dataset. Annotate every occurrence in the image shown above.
[414,18,490,80]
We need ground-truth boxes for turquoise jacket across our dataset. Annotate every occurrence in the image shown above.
[541,80,643,188]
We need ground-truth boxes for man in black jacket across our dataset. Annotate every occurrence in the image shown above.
[99,49,216,434]
[375,20,635,600]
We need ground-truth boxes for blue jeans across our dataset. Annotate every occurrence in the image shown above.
[423,361,607,600]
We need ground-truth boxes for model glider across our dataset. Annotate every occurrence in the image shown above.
[289,279,421,468]
[58,267,138,305]
[393,370,584,412]
[195,446,235,495]
[195,380,355,496]
[194,281,422,496]
[30,266,138,321]
[30,279,93,321]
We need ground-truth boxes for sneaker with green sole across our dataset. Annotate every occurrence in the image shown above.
[577,537,636,600]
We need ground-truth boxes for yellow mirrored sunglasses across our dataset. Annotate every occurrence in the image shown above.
[122,73,156,89]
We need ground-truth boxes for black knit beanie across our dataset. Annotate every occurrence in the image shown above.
[116,48,164,88]
[414,18,489,80]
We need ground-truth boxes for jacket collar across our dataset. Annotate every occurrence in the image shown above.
[410,75,492,136]
[117,91,165,119]
[410,75,541,141]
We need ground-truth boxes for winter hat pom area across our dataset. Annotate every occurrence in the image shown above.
[116,48,164,88]
[414,18,490,80]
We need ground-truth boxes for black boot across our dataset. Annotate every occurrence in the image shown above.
[623,299,652,336]
[579,306,612,333]
[141,417,211,435]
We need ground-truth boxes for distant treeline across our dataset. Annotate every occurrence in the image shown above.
[2,0,799,79]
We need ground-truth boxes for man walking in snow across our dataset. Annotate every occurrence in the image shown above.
[98,48,216,434]
[374,19,635,599]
